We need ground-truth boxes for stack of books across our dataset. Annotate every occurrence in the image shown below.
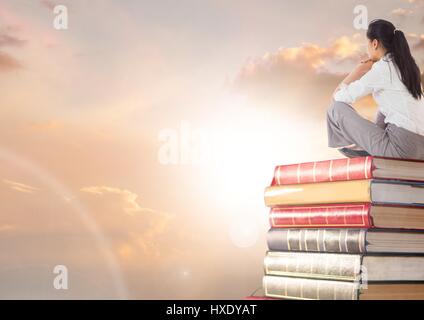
[261,156,424,300]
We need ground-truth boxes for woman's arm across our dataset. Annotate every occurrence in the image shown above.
[342,59,375,85]
[333,59,375,95]
[333,58,385,103]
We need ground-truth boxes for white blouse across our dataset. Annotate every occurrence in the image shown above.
[333,53,424,136]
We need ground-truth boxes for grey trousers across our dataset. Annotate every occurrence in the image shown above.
[327,100,424,160]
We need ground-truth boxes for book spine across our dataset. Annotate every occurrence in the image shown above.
[272,156,373,185]
[263,275,359,300]
[264,180,372,207]
[269,203,372,228]
[267,229,367,254]
[264,251,362,281]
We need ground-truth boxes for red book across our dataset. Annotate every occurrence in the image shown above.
[270,203,371,228]
[271,156,424,186]
[269,203,424,229]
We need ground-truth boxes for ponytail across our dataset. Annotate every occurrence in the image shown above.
[392,30,423,100]
[367,19,423,100]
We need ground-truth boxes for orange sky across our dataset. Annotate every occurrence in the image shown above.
[0,0,423,299]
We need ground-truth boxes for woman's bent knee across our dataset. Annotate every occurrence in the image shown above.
[327,100,351,119]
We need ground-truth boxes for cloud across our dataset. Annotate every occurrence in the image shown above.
[391,8,414,17]
[0,51,21,71]
[79,185,176,263]
[0,32,26,47]
[414,35,424,50]
[26,120,64,132]
[120,212,174,261]
[238,35,362,78]
[233,35,366,118]
[39,0,57,10]
[403,0,424,6]
[407,33,424,52]
[2,179,39,194]
[405,0,424,4]
[0,224,15,232]
[80,186,150,215]
[0,30,25,71]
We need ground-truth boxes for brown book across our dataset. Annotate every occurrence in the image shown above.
[267,229,424,254]
[264,275,424,300]
[264,251,424,282]
[264,251,361,281]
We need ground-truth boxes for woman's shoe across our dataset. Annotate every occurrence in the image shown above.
[338,147,370,158]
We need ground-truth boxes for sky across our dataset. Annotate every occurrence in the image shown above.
[0,0,423,299]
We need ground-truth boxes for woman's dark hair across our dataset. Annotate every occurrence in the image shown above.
[367,19,423,100]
